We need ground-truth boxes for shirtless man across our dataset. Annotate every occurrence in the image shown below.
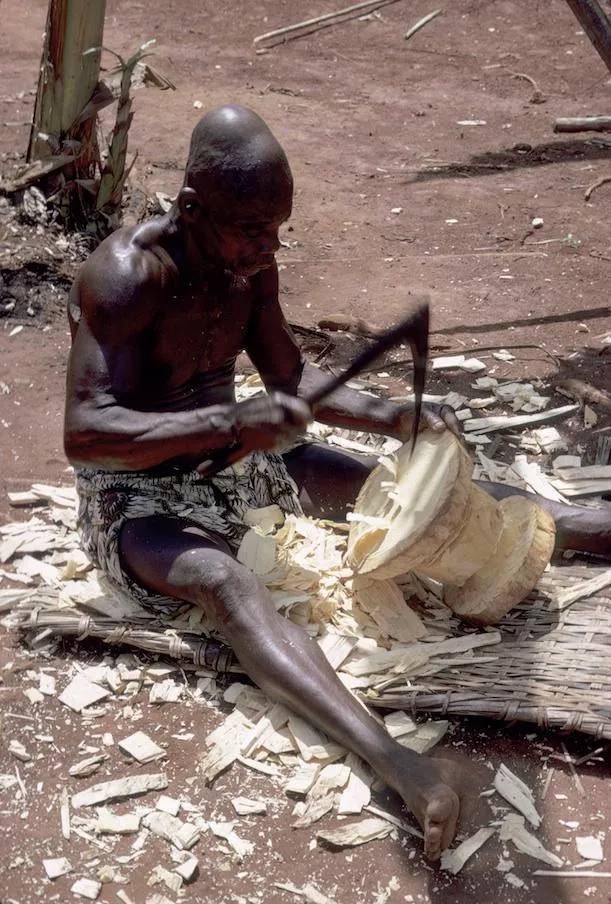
[64,104,610,860]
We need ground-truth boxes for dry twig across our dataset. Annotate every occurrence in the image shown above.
[253,0,406,49]
[584,174,611,201]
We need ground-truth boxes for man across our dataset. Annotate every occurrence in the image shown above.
[64,105,609,860]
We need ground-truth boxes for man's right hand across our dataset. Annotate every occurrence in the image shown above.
[233,391,312,454]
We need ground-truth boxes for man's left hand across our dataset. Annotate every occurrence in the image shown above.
[396,402,462,442]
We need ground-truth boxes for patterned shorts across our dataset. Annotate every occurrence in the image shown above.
[75,452,302,617]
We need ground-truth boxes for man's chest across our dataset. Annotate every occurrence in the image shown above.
[150,280,253,378]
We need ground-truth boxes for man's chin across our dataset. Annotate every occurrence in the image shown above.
[235,259,274,276]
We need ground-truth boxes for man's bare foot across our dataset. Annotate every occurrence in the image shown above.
[383,751,462,860]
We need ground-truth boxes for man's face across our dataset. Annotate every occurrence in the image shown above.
[208,192,292,277]
[190,162,293,277]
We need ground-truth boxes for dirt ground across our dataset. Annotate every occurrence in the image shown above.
[1,1,610,902]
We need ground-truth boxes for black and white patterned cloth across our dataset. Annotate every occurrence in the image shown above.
[75,452,302,617]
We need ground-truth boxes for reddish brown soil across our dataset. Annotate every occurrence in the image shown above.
[1,1,610,902]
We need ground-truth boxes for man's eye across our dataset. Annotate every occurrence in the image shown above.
[241,225,264,238]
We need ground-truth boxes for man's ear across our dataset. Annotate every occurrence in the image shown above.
[178,187,202,222]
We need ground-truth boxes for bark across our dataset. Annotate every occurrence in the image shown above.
[27,0,106,180]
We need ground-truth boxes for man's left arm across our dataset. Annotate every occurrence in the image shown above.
[246,266,460,442]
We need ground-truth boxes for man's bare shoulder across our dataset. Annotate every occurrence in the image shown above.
[71,218,177,337]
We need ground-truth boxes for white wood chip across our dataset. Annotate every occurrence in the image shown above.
[317,817,393,847]
[288,715,344,762]
[39,672,57,695]
[243,504,285,533]
[532,870,611,878]
[494,763,541,828]
[58,676,110,712]
[576,836,604,861]
[231,796,268,815]
[174,856,198,881]
[118,731,166,764]
[441,827,496,874]
[284,763,320,797]
[236,528,277,574]
[72,773,168,808]
[43,857,73,879]
[240,701,291,757]
[142,810,201,849]
[149,679,183,704]
[156,795,181,816]
[397,720,449,754]
[96,808,141,835]
[316,632,358,670]
[148,865,183,893]
[68,753,108,778]
[274,882,337,904]
[71,877,102,900]
[116,891,136,904]
[8,739,31,762]
[292,762,351,828]
[209,821,254,858]
[510,456,568,503]
[353,577,426,642]
[382,710,417,740]
[463,404,578,434]
[60,786,71,840]
[23,687,44,704]
[505,872,526,888]
[551,569,611,610]
[499,813,563,867]
[337,753,372,815]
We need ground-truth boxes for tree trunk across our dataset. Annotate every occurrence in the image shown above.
[27,0,106,181]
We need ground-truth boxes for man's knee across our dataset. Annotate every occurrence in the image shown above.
[177,548,260,622]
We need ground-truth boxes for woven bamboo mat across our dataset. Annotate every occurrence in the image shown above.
[370,564,611,740]
[1,486,610,741]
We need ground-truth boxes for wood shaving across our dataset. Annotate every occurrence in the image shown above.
[96,808,141,835]
[72,773,168,808]
[70,877,102,900]
[499,812,563,866]
[316,816,393,847]
[494,763,541,828]
[441,826,496,873]
[58,676,110,712]
[142,811,201,850]
[118,731,166,764]
[209,821,254,858]
[337,753,372,815]
[43,856,73,879]
[231,796,268,815]
[576,836,604,861]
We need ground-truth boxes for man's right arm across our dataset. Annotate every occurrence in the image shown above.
[64,251,310,472]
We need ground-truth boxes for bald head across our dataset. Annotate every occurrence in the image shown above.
[185,105,292,204]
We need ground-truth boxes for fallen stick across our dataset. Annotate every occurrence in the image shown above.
[533,870,611,878]
[584,175,611,201]
[554,115,611,133]
[253,0,406,49]
[551,568,611,610]
[555,377,611,410]
[404,8,442,41]
[561,741,586,796]
[463,404,579,434]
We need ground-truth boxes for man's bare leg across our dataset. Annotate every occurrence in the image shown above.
[120,515,460,858]
[284,442,610,557]
[473,480,610,557]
